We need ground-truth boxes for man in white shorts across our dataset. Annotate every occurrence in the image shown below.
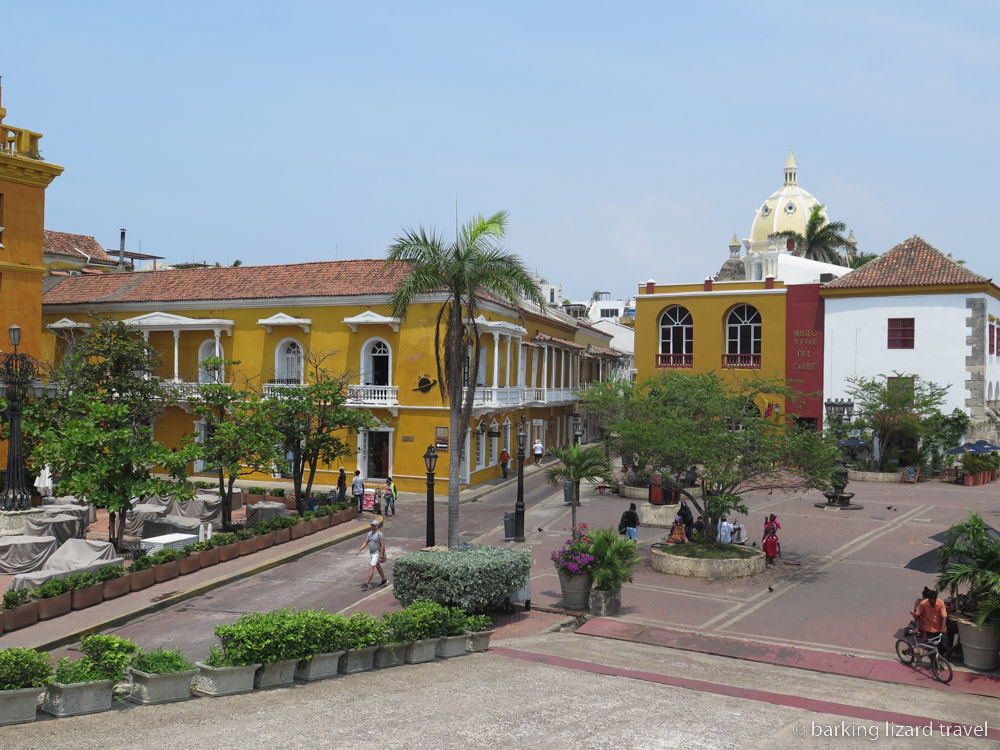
[355,519,387,590]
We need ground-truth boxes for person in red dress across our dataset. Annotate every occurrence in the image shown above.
[762,513,781,566]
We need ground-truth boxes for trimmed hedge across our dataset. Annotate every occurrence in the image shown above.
[392,545,531,613]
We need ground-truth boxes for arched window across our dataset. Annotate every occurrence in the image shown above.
[362,338,391,386]
[724,305,761,369]
[275,339,303,384]
[657,306,693,368]
[198,339,223,384]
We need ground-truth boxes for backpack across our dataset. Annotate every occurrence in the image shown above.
[618,513,629,535]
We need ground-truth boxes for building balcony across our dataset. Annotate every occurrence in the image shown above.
[346,384,399,408]
[656,353,693,368]
[721,353,761,369]
[1,125,44,160]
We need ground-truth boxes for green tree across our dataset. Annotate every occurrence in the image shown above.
[262,369,375,514]
[25,320,196,547]
[773,204,849,266]
[844,373,949,471]
[545,444,616,528]
[583,371,838,542]
[849,251,879,269]
[386,210,544,548]
[192,358,284,528]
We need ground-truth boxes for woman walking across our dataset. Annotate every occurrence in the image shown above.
[762,513,781,566]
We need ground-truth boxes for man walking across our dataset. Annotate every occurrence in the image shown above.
[532,439,544,466]
[352,470,365,517]
[355,519,387,590]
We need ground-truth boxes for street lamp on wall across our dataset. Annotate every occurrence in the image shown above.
[514,413,527,542]
[423,445,438,548]
[572,414,583,445]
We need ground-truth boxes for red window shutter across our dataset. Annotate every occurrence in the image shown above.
[992,324,996,355]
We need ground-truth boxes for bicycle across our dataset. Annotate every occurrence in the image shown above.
[895,613,953,684]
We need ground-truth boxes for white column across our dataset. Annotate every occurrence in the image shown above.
[172,330,180,382]
[505,335,512,388]
[491,332,500,388]
[562,350,568,388]
[213,329,222,358]
[541,346,548,390]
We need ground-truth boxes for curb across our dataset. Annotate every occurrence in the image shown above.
[26,519,376,653]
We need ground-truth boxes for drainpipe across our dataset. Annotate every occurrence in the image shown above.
[118,228,126,270]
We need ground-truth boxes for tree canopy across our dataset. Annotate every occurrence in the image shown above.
[773,204,849,266]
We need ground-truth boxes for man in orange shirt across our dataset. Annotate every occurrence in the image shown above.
[915,589,947,644]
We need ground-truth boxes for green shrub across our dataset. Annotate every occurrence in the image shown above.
[588,527,640,592]
[465,614,493,632]
[271,488,286,498]
[64,572,99,591]
[129,555,154,572]
[95,564,125,582]
[210,533,237,547]
[233,529,254,541]
[193,480,214,490]
[251,521,274,536]
[131,647,195,674]
[342,612,385,650]
[302,511,315,522]
[0,648,54,690]
[213,609,312,665]
[184,541,210,554]
[55,634,137,683]
[314,505,333,517]
[442,606,472,636]
[2,589,31,610]
[150,548,183,565]
[33,578,70,599]
[246,486,267,495]
[392,545,531,613]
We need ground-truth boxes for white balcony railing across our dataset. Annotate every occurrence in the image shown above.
[262,380,307,398]
[347,384,399,407]
[462,386,526,408]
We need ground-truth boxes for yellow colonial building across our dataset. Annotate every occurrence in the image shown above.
[41,261,619,493]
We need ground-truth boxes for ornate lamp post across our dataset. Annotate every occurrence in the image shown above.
[824,398,854,441]
[823,397,858,508]
[1,325,39,511]
[514,413,527,542]
[423,444,438,548]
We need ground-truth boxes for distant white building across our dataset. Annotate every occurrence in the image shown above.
[529,273,563,308]
[587,292,635,324]
[589,318,635,381]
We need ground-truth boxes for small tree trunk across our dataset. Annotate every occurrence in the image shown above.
[108,511,116,545]
[571,480,580,528]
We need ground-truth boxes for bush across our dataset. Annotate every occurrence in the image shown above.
[131,647,195,674]
[441,606,472,636]
[0,648,54,690]
[314,504,333,517]
[233,529,254,541]
[293,610,349,656]
[150,548,183,565]
[213,609,312,666]
[95,564,125,582]
[247,486,267,495]
[465,614,493,633]
[250,521,274,536]
[588,527,639,592]
[184,541,210,554]
[129,555,154,572]
[392,545,531,613]
[64,572,99,591]
[2,589,31,610]
[33,578,70,599]
[55,634,137,683]
[342,612,385,650]
[271,488,286,498]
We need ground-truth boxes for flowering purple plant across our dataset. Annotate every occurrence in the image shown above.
[551,523,595,576]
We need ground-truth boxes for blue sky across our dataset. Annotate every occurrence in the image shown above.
[4,1,998,300]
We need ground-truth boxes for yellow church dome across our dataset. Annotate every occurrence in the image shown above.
[747,151,826,245]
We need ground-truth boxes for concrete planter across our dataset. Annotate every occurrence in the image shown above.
[374,642,410,669]
[41,679,115,717]
[217,543,239,562]
[301,519,317,535]
[589,588,622,616]
[102,576,131,600]
[71,584,104,610]
[618,484,649,501]
[848,469,903,483]
[336,509,354,525]
[436,634,469,659]
[295,651,345,682]
[194,662,261,696]
[314,515,331,531]
[956,619,1000,672]
[0,686,45,726]
[404,639,438,664]
[289,523,306,540]
[338,646,378,674]
[236,538,257,556]
[558,572,592,610]
[650,546,765,579]
[200,547,221,567]
[128,668,197,705]
[178,554,201,575]
[244,493,264,505]
[254,658,299,689]
[3,602,39,631]
[36,591,72,620]
[153,560,180,583]
[272,528,291,544]
[467,630,494,653]
[639,502,680,529]
[129,567,156,591]
[256,532,273,551]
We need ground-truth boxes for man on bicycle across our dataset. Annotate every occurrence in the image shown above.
[914,589,947,645]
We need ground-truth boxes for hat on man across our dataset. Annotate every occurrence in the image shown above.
[370,520,379,527]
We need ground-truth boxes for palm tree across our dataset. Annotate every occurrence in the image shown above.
[545,444,616,528]
[773,205,849,266]
[849,252,879,269]
[387,210,543,548]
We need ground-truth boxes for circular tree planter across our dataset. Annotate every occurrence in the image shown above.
[955,619,1000,672]
[650,545,765,579]
[558,572,592,610]
[618,485,649,501]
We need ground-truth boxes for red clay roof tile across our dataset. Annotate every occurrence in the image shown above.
[823,236,989,290]
[43,230,116,264]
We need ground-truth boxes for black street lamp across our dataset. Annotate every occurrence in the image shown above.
[423,444,438,548]
[1,325,39,511]
[824,398,854,442]
[514,413,527,542]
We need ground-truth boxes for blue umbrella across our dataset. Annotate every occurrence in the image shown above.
[947,443,979,455]
[973,439,1000,451]
[837,437,870,448]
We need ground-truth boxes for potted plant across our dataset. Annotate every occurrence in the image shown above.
[436,606,472,659]
[375,610,417,669]
[96,564,129,600]
[178,544,203,575]
[212,610,303,690]
[33,578,72,621]
[313,505,333,531]
[937,511,1000,671]
[295,611,349,682]
[2,590,39,632]
[301,510,317,536]
[42,634,137,717]
[194,645,260,697]
[551,523,595,610]
[0,647,53,726]
[213,533,240,562]
[128,555,156,591]
[234,529,257,556]
[65,572,104,611]
[288,514,305,540]
[199,538,222,567]
[338,613,385,674]
[335,500,354,525]
[251,521,275,550]
[402,600,448,664]
[151,548,183,583]
[128,647,197,705]
[586,527,640,616]
[272,517,292,545]
[244,486,266,505]
[465,614,495,653]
